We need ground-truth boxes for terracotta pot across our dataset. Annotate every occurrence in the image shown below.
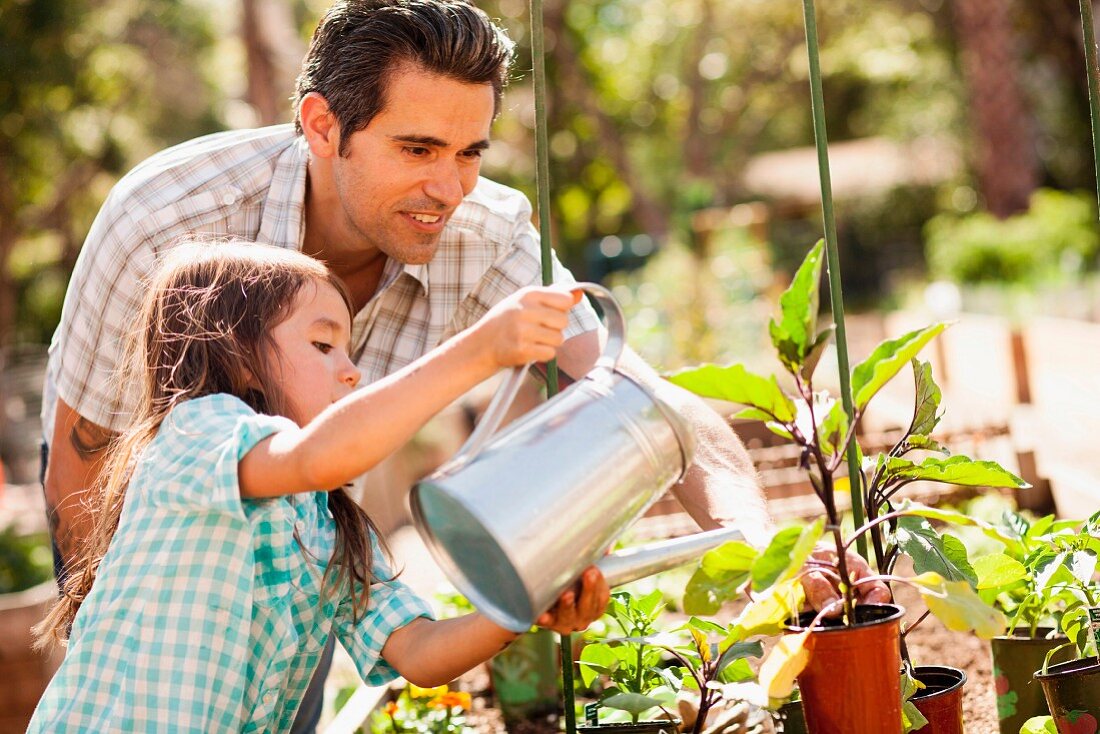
[793,603,906,734]
[576,719,680,734]
[911,665,966,733]
[990,627,1073,733]
[771,699,808,734]
[0,581,63,733]
[1034,657,1100,734]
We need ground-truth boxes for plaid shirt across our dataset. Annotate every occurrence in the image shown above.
[29,394,433,733]
[43,124,597,438]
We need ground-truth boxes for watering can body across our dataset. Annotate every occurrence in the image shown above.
[411,284,742,632]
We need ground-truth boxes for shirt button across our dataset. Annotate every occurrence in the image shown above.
[221,191,239,206]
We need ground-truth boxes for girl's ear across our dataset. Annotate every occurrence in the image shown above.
[241,365,260,391]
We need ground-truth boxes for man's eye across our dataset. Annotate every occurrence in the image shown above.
[461,149,483,160]
[313,342,333,354]
[404,146,429,157]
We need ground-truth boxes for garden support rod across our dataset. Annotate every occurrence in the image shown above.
[800,0,868,561]
[528,0,575,731]
[1081,0,1100,215]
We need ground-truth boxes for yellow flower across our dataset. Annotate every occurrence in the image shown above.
[409,684,448,699]
[429,691,472,710]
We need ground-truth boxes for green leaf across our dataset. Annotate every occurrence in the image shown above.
[972,553,1028,589]
[899,501,1026,555]
[667,363,796,423]
[911,572,1008,638]
[1068,550,1097,587]
[1019,717,1058,734]
[800,325,834,382]
[579,643,619,688]
[818,401,849,456]
[718,657,756,684]
[885,455,1028,489]
[851,323,947,412]
[909,359,943,437]
[686,617,727,636]
[600,692,664,716]
[895,516,977,584]
[702,540,760,575]
[751,519,825,591]
[769,239,824,374]
[715,640,764,676]
[683,540,757,615]
[905,434,950,454]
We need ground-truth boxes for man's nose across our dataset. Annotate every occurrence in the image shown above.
[422,160,466,209]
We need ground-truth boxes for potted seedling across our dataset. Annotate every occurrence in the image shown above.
[576,590,681,733]
[966,509,1082,732]
[1023,512,1100,733]
[578,589,769,734]
[669,240,1026,733]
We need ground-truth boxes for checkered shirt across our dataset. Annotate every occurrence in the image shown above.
[28,394,433,733]
[42,124,598,438]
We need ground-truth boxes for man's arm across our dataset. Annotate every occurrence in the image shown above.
[44,397,115,573]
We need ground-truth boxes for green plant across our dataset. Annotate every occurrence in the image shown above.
[577,590,764,733]
[925,188,1100,286]
[667,239,1027,700]
[0,528,53,594]
[369,684,475,734]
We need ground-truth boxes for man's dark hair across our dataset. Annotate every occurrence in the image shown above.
[294,0,515,155]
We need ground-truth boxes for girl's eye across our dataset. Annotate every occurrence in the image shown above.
[312,342,333,354]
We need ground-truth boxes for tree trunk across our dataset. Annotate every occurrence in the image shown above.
[952,0,1039,218]
[241,0,303,126]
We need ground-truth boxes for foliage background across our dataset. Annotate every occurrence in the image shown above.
[0,0,1096,359]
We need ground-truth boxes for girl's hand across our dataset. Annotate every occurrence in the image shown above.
[475,286,582,368]
[535,566,611,634]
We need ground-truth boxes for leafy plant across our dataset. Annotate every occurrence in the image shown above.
[578,590,764,733]
[0,528,53,594]
[667,239,1028,699]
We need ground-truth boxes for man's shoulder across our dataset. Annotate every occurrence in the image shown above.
[106,125,300,222]
[448,177,533,240]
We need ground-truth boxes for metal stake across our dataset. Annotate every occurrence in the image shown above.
[1081,0,1100,215]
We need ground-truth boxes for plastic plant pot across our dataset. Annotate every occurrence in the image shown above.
[576,719,680,734]
[1034,656,1100,734]
[911,665,966,734]
[990,628,1073,733]
[793,603,906,734]
[771,698,807,734]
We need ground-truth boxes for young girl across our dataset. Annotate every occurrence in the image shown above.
[29,242,609,732]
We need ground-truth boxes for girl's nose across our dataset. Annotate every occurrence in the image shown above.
[340,358,361,389]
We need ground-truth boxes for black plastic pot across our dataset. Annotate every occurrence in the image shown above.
[990,628,1073,734]
[1034,656,1100,733]
[771,699,807,734]
[576,719,680,734]
[911,665,966,734]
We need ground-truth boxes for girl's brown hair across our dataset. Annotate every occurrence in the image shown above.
[36,241,384,648]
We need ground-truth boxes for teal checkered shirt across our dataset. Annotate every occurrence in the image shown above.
[29,394,433,732]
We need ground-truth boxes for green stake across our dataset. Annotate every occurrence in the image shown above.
[1081,0,1100,215]
[528,0,574,730]
[801,0,867,560]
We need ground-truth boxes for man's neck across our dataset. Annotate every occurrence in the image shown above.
[303,159,387,311]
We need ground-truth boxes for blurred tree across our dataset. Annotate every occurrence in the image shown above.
[242,0,302,124]
[951,0,1039,218]
[0,0,222,346]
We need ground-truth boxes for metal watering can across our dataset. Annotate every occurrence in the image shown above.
[411,283,744,632]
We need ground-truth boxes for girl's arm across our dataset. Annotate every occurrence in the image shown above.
[380,567,609,687]
[238,287,580,497]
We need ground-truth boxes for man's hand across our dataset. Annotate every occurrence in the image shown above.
[801,544,892,617]
[535,566,611,634]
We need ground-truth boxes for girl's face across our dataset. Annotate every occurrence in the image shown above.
[267,279,360,424]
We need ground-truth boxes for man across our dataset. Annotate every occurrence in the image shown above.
[42,1,882,730]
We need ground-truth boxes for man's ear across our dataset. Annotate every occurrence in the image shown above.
[299,92,340,159]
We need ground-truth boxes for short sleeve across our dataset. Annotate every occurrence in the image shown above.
[332,544,434,686]
[138,394,297,514]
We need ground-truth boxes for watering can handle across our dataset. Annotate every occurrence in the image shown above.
[449,282,626,469]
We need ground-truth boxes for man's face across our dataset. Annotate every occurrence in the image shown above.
[331,64,495,264]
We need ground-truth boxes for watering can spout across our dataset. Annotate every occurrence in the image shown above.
[595,527,745,588]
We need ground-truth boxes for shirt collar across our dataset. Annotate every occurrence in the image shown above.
[257,134,309,251]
